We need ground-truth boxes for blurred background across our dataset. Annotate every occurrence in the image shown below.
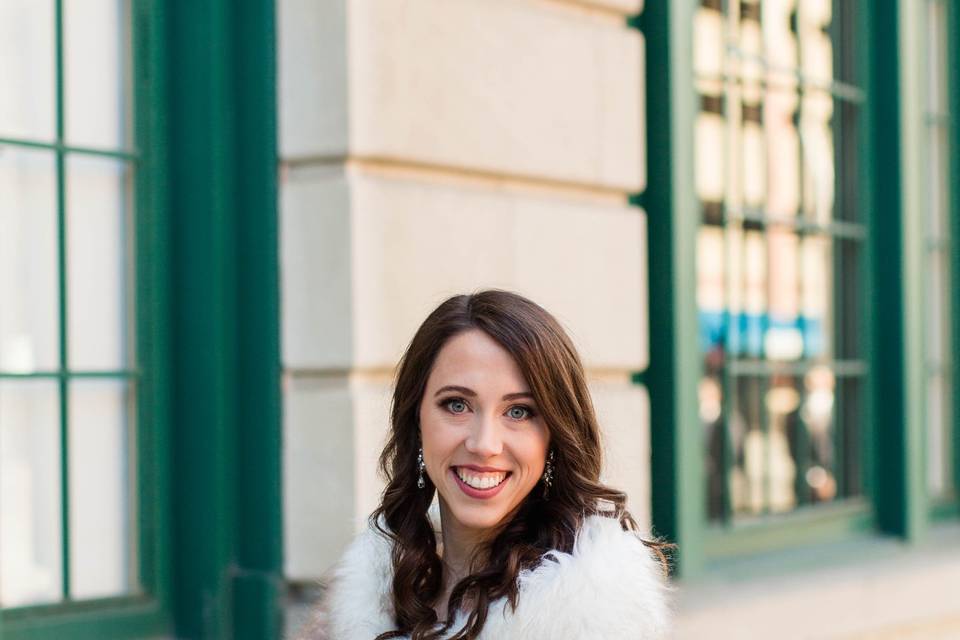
[1,0,958,638]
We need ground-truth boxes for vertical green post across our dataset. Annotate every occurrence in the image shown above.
[631,0,704,578]
[166,0,282,638]
[866,0,926,540]
[230,0,284,638]
[948,0,960,507]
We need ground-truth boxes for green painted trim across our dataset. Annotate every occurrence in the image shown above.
[167,3,237,636]
[704,499,874,559]
[4,600,167,640]
[166,0,282,637]
[135,0,174,622]
[0,137,138,160]
[631,2,704,578]
[897,0,930,539]
[948,0,960,512]
[931,498,959,521]
[230,2,284,637]
[53,0,72,601]
[867,0,927,540]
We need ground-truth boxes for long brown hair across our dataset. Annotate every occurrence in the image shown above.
[370,289,670,640]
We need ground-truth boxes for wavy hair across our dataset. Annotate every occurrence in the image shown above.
[370,289,671,640]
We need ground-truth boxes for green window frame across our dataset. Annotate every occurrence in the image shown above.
[634,0,957,578]
[1,1,171,637]
[1,1,284,638]
[947,0,960,519]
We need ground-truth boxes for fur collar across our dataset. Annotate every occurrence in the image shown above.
[311,513,673,639]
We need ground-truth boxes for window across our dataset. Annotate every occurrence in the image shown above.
[640,0,951,576]
[0,1,283,636]
[693,0,868,532]
[0,1,169,636]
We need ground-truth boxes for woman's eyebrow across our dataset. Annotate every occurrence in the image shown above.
[433,385,533,401]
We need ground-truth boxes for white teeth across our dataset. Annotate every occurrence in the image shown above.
[455,468,507,490]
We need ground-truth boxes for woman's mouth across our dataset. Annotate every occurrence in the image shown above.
[450,467,511,499]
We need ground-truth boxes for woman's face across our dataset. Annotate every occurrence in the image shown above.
[419,329,550,536]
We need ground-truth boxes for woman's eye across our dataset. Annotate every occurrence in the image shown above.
[446,399,468,414]
[507,405,532,420]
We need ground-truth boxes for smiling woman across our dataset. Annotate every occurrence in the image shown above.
[301,290,672,640]
[421,329,552,549]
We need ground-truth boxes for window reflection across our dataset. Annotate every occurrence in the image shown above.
[695,0,862,521]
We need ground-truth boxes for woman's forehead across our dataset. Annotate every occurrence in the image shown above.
[427,330,528,391]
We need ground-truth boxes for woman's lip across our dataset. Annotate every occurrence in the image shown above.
[453,465,510,472]
[450,467,510,499]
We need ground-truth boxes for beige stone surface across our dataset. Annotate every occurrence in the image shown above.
[279,165,353,371]
[283,373,393,580]
[280,166,647,372]
[591,379,651,530]
[534,0,643,16]
[277,0,348,158]
[350,0,643,190]
[280,0,644,191]
[282,375,358,581]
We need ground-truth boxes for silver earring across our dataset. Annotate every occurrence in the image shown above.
[417,447,426,489]
[542,449,555,498]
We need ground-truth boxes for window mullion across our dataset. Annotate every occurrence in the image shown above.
[53,0,72,603]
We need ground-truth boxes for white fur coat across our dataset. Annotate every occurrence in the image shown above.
[304,513,673,639]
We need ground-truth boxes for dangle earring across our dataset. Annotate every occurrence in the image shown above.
[417,447,427,489]
[542,449,555,499]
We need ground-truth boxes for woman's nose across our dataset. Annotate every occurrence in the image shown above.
[464,412,503,457]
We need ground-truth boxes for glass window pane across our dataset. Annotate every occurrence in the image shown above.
[800,365,838,504]
[68,379,136,599]
[766,230,802,360]
[0,380,63,606]
[0,1,56,141]
[801,236,833,358]
[836,239,863,360]
[728,375,804,516]
[67,155,134,371]
[694,6,724,82]
[743,229,767,358]
[0,147,60,372]
[800,92,835,225]
[798,6,832,86]
[696,111,726,205]
[764,87,801,220]
[64,0,132,149]
[729,376,764,517]
[702,373,725,521]
[742,121,765,209]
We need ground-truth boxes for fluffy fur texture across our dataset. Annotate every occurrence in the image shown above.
[306,514,673,640]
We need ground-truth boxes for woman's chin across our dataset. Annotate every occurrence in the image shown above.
[440,493,511,532]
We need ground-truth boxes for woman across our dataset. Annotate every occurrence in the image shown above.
[305,290,672,639]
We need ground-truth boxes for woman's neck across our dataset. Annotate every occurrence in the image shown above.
[435,501,497,618]
[437,504,488,580]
